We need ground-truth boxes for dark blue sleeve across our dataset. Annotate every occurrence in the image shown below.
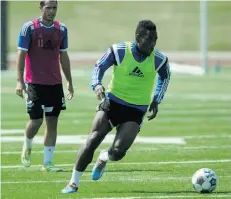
[60,24,68,51]
[153,60,171,104]
[17,21,32,51]
[91,43,126,90]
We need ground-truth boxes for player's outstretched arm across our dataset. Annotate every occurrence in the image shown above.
[60,51,74,100]
[15,50,27,98]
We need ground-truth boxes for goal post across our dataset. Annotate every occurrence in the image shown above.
[200,0,208,73]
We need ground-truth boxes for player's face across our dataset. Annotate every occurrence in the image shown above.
[41,1,58,22]
[136,30,157,56]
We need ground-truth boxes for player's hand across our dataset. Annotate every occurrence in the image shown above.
[15,80,26,98]
[67,81,74,100]
[147,100,158,121]
[94,84,105,100]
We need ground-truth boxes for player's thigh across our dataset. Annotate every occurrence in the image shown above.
[82,110,112,149]
[85,99,113,144]
[44,84,65,118]
[91,110,112,135]
[110,102,145,150]
[25,83,44,119]
[112,121,140,150]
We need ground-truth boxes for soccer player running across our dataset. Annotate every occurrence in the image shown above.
[61,20,170,193]
[15,0,74,172]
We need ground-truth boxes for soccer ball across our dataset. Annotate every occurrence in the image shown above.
[192,168,218,193]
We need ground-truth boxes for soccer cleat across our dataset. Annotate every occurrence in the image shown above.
[91,158,107,181]
[40,162,63,172]
[21,148,32,167]
[61,183,78,194]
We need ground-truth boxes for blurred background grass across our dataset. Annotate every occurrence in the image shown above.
[8,1,231,52]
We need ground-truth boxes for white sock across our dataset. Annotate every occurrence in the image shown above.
[69,168,83,187]
[44,146,55,165]
[99,150,109,162]
[23,137,33,150]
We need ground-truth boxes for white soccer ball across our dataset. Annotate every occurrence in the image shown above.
[192,168,218,193]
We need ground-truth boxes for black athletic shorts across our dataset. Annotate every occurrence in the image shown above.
[25,83,66,119]
[97,99,145,127]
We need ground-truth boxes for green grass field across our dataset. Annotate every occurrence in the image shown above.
[1,67,231,199]
[8,1,231,52]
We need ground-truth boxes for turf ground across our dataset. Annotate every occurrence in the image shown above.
[8,1,231,52]
[1,66,231,199]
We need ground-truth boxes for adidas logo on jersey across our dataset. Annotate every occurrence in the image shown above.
[129,67,144,77]
[43,40,54,50]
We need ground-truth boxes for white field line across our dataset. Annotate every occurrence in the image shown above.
[1,130,230,139]
[1,159,231,169]
[0,135,186,145]
[184,135,231,139]
[0,126,231,134]
[1,176,231,184]
[2,145,231,155]
[0,129,25,134]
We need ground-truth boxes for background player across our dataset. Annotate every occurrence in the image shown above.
[15,0,74,172]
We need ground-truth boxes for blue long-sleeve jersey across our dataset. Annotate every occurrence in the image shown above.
[91,42,171,112]
[18,18,68,52]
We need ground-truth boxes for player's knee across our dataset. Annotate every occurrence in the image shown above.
[30,118,43,128]
[109,147,126,161]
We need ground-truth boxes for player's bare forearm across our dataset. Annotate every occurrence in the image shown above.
[60,51,73,84]
[15,50,26,98]
[16,50,26,82]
